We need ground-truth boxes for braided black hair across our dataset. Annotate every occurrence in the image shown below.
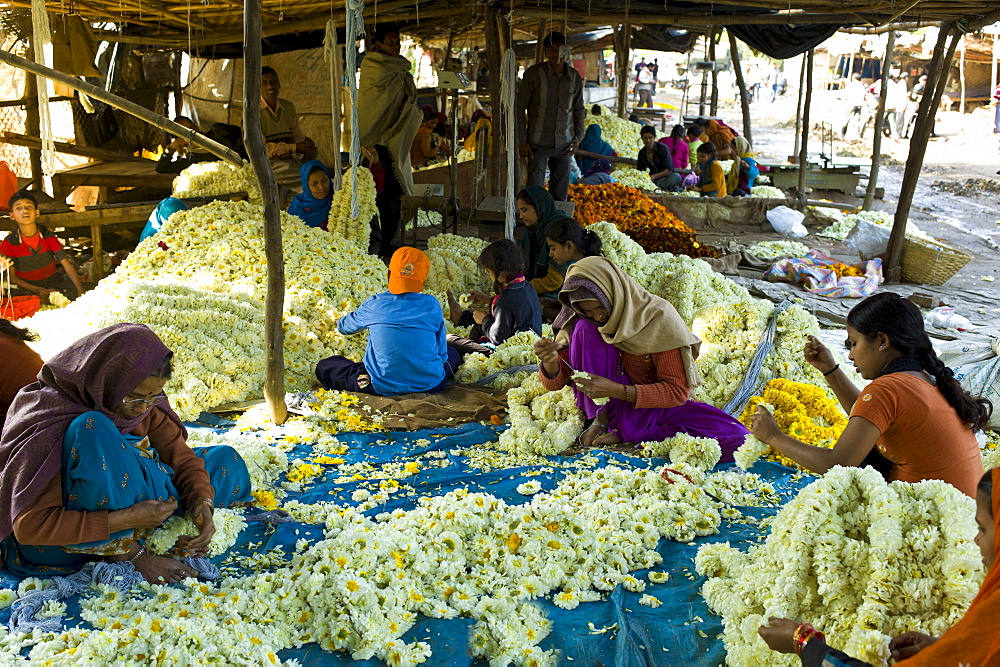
[847,292,992,431]
[545,218,603,258]
[0,318,38,342]
[477,239,525,295]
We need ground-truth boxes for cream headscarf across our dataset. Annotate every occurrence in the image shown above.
[357,50,423,195]
[553,256,703,389]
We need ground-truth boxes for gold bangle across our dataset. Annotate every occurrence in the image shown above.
[191,497,214,511]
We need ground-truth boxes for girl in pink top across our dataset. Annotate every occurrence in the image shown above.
[659,125,689,171]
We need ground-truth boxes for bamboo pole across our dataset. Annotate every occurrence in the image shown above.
[992,33,999,101]
[22,46,42,189]
[728,31,752,146]
[243,0,287,425]
[793,56,806,159]
[535,20,545,64]
[709,30,720,116]
[328,19,343,191]
[862,29,895,211]
[884,24,959,281]
[0,49,243,166]
[959,35,966,115]
[796,49,815,207]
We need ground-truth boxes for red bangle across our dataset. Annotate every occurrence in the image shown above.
[793,623,825,656]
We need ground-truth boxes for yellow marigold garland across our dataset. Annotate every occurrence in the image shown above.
[738,378,848,468]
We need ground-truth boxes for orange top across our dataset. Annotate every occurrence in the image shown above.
[850,372,983,497]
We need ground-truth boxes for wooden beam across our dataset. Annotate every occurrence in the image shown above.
[884,24,959,282]
[709,29,720,116]
[243,0,287,425]
[22,53,42,190]
[796,48,814,207]
[728,31,753,146]
[513,8,945,26]
[615,24,631,118]
[2,132,149,163]
[485,7,505,197]
[863,28,895,211]
[0,49,244,166]
[575,149,637,166]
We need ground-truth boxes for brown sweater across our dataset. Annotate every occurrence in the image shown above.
[0,332,44,431]
[13,406,213,546]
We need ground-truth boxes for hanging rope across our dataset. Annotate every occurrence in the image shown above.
[324,19,343,191]
[500,47,517,240]
[721,299,795,418]
[346,0,365,217]
[30,0,56,182]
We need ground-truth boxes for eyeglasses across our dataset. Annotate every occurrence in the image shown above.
[121,392,166,408]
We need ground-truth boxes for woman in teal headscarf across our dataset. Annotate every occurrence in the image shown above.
[287,159,333,229]
[576,124,616,172]
[516,185,572,295]
[139,197,187,242]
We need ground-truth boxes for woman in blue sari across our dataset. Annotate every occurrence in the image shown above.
[576,124,616,172]
[287,159,333,229]
[0,324,251,583]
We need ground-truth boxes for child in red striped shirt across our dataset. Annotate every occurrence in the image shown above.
[1,191,84,300]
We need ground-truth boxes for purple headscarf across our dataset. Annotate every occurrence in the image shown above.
[0,323,184,542]
[551,276,612,335]
[584,159,613,177]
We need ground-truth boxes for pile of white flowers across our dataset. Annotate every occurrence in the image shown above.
[745,240,810,259]
[12,465,733,665]
[639,433,722,471]
[817,209,931,242]
[499,375,583,456]
[749,185,786,199]
[584,106,643,156]
[21,200,388,418]
[697,466,984,666]
[327,168,378,250]
[48,291,71,307]
[423,233,491,297]
[146,508,247,557]
[609,167,658,191]
[172,161,261,203]
[692,300,826,407]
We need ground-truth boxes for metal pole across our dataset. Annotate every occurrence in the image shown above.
[243,0,288,425]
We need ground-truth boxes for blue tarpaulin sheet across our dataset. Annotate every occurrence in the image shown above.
[0,422,811,665]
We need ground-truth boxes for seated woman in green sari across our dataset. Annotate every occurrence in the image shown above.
[0,324,251,583]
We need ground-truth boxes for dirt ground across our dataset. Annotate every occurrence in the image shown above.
[711,88,1000,337]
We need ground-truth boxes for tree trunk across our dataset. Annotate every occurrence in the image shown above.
[728,31,752,145]
[615,24,631,118]
[709,30,720,116]
[884,24,959,282]
[793,56,806,158]
[243,0,287,425]
[863,29,896,211]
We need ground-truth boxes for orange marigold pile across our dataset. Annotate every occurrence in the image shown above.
[826,262,866,278]
[569,183,719,258]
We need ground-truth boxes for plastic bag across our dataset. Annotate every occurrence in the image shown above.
[845,218,890,259]
[0,161,18,211]
[766,206,807,238]
[924,306,973,332]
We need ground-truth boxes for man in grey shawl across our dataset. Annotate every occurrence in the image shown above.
[358,24,422,257]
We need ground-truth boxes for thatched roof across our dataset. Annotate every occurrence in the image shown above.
[4,0,999,52]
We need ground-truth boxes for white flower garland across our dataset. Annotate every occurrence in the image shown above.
[327,167,378,250]
[498,375,583,456]
[145,508,247,557]
[746,240,810,259]
[697,466,984,666]
[639,433,722,471]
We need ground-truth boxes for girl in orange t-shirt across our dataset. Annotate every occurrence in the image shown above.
[749,292,990,497]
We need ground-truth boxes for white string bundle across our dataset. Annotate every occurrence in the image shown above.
[500,47,517,240]
[30,0,56,181]
[345,0,365,218]
[323,19,343,191]
[0,262,12,319]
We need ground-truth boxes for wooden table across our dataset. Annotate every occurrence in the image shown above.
[759,161,864,195]
[51,161,175,200]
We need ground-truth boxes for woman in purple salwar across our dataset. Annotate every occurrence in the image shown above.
[533,256,748,461]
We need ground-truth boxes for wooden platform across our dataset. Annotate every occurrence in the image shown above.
[51,160,175,199]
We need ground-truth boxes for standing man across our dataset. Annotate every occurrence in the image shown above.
[636,65,655,107]
[260,66,317,190]
[515,31,585,202]
[358,23,423,257]
[885,73,909,139]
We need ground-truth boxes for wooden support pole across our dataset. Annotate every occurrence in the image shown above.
[793,56,806,159]
[728,31,752,145]
[22,52,42,188]
[992,33,999,101]
[709,30,720,116]
[615,24,631,118]
[0,48,243,166]
[535,20,546,64]
[863,28,896,210]
[884,24,958,282]
[959,35,966,116]
[243,0,287,425]
[796,49,815,207]
[484,7,505,197]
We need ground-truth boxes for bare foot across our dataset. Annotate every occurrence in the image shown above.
[592,431,623,448]
[577,420,607,448]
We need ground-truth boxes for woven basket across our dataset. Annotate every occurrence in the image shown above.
[901,237,971,286]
